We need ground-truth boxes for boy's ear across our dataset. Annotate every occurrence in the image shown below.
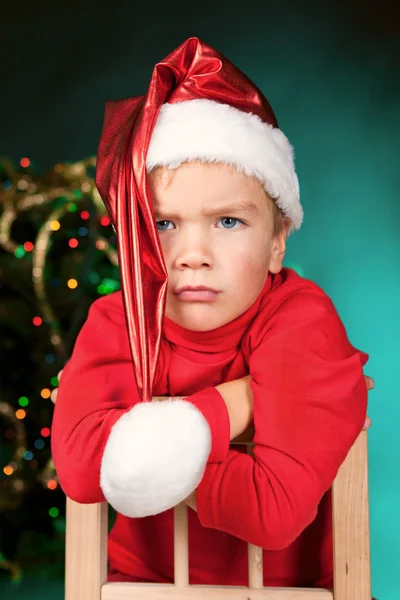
[268,219,291,274]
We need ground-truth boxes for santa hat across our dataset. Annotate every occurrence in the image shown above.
[147,99,302,233]
[96,38,302,518]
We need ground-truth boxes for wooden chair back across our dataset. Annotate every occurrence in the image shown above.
[65,431,371,600]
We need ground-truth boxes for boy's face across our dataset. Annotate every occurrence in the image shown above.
[149,161,288,332]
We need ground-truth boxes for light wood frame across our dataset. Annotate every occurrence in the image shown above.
[65,431,371,600]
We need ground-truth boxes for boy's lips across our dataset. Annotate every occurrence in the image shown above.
[174,285,220,294]
[174,285,221,302]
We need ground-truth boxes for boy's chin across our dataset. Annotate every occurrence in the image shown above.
[168,308,237,332]
[170,307,239,332]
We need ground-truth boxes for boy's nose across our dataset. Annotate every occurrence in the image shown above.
[176,251,213,270]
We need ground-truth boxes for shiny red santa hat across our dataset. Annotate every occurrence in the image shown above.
[95,37,302,405]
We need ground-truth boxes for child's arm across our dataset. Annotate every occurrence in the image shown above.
[216,376,253,440]
[153,375,254,442]
[184,374,374,513]
[51,292,250,517]
[190,292,369,550]
[53,376,252,442]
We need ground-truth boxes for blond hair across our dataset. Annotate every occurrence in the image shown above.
[148,162,290,238]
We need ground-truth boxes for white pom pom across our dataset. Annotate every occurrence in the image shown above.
[100,399,211,517]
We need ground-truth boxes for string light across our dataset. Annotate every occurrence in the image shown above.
[96,239,106,250]
[18,179,29,191]
[98,278,120,295]
[68,238,79,248]
[14,245,26,258]
[0,157,121,526]
[50,334,61,345]
[40,389,51,399]
[100,216,111,227]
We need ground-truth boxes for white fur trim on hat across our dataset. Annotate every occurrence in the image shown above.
[146,99,303,234]
[100,399,211,517]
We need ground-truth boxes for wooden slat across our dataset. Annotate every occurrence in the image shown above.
[247,442,264,589]
[174,502,189,587]
[101,583,333,599]
[332,430,371,600]
[65,498,108,600]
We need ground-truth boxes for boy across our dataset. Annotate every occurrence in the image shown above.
[51,38,373,589]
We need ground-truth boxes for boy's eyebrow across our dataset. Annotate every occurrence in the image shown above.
[153,199,259,217]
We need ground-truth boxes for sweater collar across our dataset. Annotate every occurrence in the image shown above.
[163,273,272,353]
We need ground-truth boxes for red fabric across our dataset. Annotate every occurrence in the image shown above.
[51,268,368,588]
[94,37,279,404]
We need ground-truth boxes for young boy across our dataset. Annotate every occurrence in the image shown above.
[51,37,373,590]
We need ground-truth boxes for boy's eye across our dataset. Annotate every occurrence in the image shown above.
[156,220,173,232]
[220,217,242,229]
[156,217,245,232]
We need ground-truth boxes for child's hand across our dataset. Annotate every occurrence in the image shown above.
[50,370,64,404]
[363,374,374,430]
[215,375,254,441]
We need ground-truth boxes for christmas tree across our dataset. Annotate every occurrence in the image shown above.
[0,156,119,583]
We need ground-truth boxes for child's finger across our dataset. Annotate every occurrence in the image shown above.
[362,415,372,431]
[50,388,58,404]
[364,375,375,390]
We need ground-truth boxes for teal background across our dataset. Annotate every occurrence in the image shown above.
[2,1,399,598]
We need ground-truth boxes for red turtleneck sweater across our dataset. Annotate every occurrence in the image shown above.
[51,268,369,589]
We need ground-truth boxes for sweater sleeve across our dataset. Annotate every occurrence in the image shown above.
[51,293,229,517]
[195,292,369,550]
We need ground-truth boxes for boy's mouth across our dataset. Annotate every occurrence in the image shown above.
[176,290,219,302]
[174,285,220,294]
[175,286,220,302]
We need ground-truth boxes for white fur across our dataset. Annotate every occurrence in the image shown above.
[100,399,211,517]
[146,99,303,234]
